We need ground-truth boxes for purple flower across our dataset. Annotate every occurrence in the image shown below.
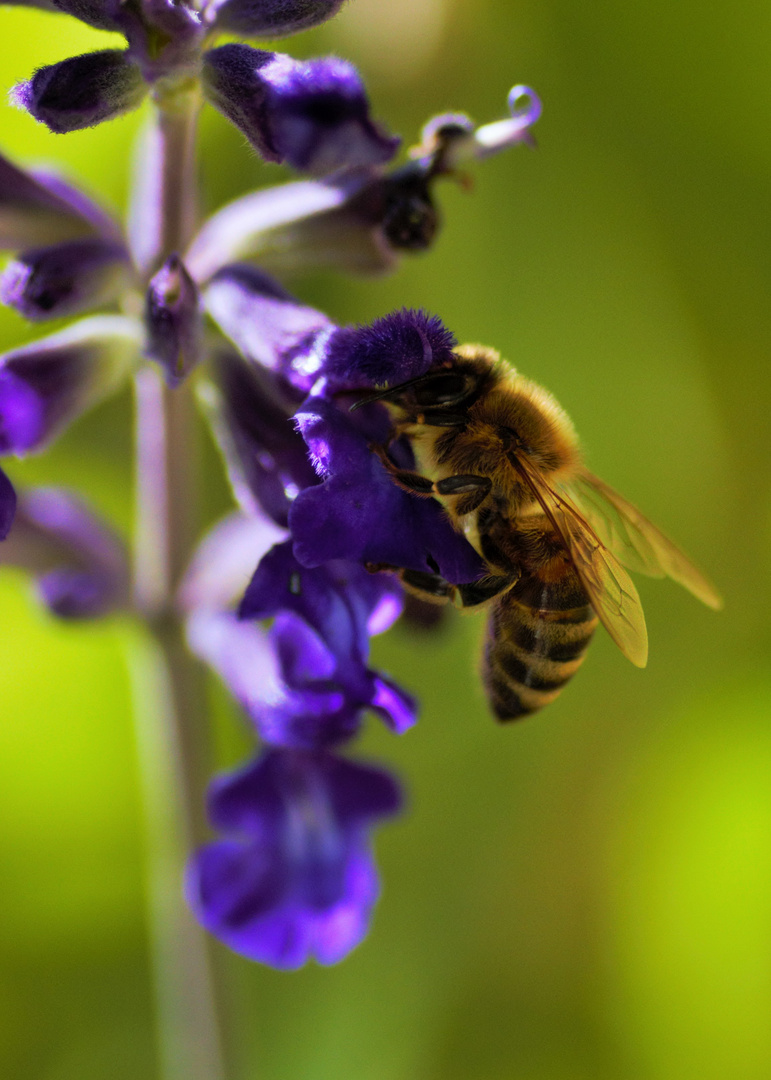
[0,487,129,617]
[202,46,398,176]
[187,538,415,747]
[0,238,131,321]
[0,316,140,454]
[186,748,401,968]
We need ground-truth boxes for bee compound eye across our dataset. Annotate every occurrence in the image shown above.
[413,372,472,406]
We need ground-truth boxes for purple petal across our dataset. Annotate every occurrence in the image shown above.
[0,152,118,249]
[144,255,202,386]
[211,0,346,38]
[0,486,129,617]
[204,265,332,393]
[271,609,337,685]
[322,307,456,390]
[13,50,146,134]
[203,47,398,176]
[0,316,140,454]
[180,512,287,614]
[289,397,484,582]
[205,349,318,525]
[256,54,399,176]
[369,675,418,735]
[0,238,130,321]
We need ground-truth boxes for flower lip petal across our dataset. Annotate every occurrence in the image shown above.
[13,49,146,134]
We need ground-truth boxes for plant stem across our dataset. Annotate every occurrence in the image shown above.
[131,90,228,1080]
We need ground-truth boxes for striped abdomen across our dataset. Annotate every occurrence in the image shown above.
[483,565,598,721]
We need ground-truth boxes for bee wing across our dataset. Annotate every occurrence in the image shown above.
[515,457,649,668]
[560,472,723,611]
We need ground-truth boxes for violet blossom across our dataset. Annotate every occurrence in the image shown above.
[1,0,542,974]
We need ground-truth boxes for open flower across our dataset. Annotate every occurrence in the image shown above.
[186,747,402,969]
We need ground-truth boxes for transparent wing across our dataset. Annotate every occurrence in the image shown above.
[515,457,649,668]
[560,471,723,611]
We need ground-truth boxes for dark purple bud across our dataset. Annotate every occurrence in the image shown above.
[212,0,346,38]
[204,265,332,393]
[0,151,119,249]
[0,487,129,618]
[0,316,140,454]
[201,45,277,160]
[323,308,457,391]
[0,467,16,540]
[144,255,201,386]
[206,349,318,525]
[202,46,399,176]
[0,238,131,321]
[186,748,401,968]
[13,50,146,134]
[50,0,123,31]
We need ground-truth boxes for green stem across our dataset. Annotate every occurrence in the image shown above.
[130,91,228,1080]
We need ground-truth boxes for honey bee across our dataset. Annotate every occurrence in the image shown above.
[357,345,722,721]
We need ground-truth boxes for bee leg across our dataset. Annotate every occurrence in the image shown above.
[456,572,518,607]
[370,443,438,496]
[400,569,455,604]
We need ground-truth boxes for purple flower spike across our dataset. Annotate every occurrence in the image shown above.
[212,0,347,39]
[207,349,319,525]
[187,748,401,968]
[289,397,484,583]
[0,487,129,618]
[0,238,131,321]
[13,50,146,134]
[204,265,332,394]
[0,316,140,454]
[144,256,202,386]
[203,46,398,176]
[323,308,457,391]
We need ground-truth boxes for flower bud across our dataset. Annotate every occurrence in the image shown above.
[13,49,146,133]
[0,487,129,618]
[0,316,140,454]
[0,238,131,321]
[144,255,202,385]
[212,0,346,38]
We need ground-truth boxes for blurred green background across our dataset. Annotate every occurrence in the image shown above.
[1,0,769,1077]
